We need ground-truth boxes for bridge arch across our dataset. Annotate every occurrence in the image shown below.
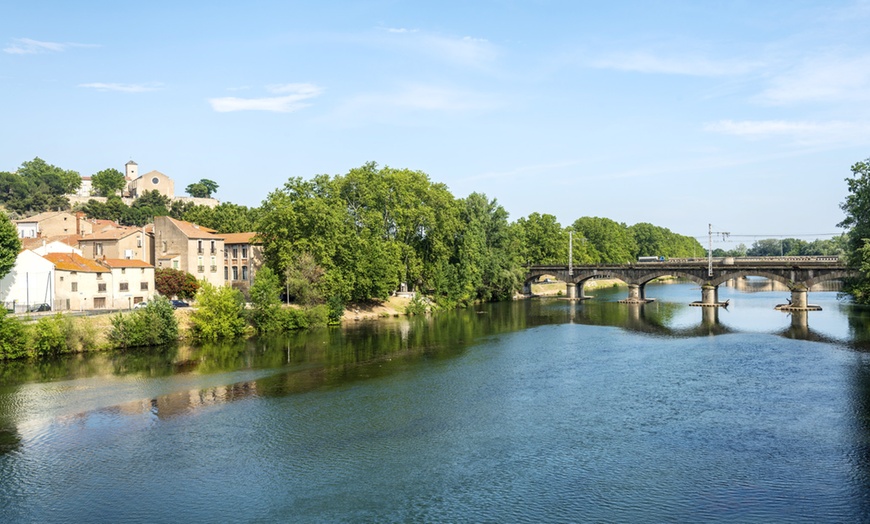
[709,270,793,288]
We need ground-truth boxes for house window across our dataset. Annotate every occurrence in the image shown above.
[232,247,238,259]
[120,283,129,292]
[71,282,78,292]
[141,282,149,291]
[121,268,126,274]
[224,267,228,280]
[137,236,142,248]
[152,177,160,185]
[198,240,203,254]
[232,266,238,280]
[96,273,103,280]
[242,266,248,281]
[98,283,107,293]
[95,243,103,256]
[162,241,167,253]
[210,256,217,272]
[210,240,215,254]
[242,246,248,259]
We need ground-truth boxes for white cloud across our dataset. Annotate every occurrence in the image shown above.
[209,83,323,113]
[757,54,870,104]
[589,51,761,77]
[381,28,498,69]
[79,82,163,93]
[705,119,870,144]
[4,37,96,54]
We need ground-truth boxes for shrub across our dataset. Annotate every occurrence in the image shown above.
[31,314,70,357]
[327,295,344,325]
[249,267,283,334]
[189,282,247,340]
[108,296,178,349]
[0,313,27,360]
[405,294,429,315]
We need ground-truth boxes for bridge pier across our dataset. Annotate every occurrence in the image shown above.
[775,285,822,311]
[618,284,653,304]
[690,284,728,307]
[566,283,576,300]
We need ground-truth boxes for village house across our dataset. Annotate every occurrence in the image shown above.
[221,232,264,294]
[152,216,225,288]
[100,258,156,308]
[21,237,82,256]
[42,252,155,310]
[15,211,94,239]
[125,160,175,200]
[78,225,151,263]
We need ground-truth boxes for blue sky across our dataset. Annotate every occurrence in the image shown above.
[2,1,869,248]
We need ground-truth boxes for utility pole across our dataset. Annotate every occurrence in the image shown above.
[707,223,730,277]
[568,230,573,277]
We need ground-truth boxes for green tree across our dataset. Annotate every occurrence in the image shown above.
[108,297,178,349]
[0,211,21,280]
[515,212,568,265]
[90,168,126,197]
[840,157,870,266]
[185,179,219,198]
[189,281,247,340]
[249,266,283,334]
[572,217,637,264]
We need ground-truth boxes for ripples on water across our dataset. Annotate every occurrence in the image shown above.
[2,282,870,522]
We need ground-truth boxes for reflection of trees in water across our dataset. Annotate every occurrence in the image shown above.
[724,277,843,293]
[848,357,870,516]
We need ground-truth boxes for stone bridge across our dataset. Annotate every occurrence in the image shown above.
[525,256,858,311]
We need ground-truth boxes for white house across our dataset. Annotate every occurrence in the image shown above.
[0,250,56,313]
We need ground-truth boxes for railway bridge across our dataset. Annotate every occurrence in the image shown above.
[525,257,858,310]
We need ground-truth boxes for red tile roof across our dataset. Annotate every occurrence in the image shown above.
[42,253,107,273]
[220,232,260,244]
[102,258,153,268]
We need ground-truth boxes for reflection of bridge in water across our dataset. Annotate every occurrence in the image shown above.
[526,256,858,311]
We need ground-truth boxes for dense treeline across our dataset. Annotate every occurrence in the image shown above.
[712,236,847,257]
[256,162,705,308]
[0,158,80,216]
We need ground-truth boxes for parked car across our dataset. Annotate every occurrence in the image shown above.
[28,303,51,312]
[170,300,190,309]
[133,301,148,309]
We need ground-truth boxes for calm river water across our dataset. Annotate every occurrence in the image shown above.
[3,281,870,522]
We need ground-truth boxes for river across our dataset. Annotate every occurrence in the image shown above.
[2,281,870,522]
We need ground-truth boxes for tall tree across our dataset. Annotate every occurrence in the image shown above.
[840,157,870,265]
[185,179,219,198]
[572,217,637,264]
[90,168,127,197]
[840,157,870,304]
[515,212,568,265]
[0,211,21,280]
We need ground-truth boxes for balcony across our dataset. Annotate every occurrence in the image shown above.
[210,265,217,272]
[197,265,204,273]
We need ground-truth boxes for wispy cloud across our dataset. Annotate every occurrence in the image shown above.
[328,83,503,124]
[588,51,762,77]
[705,119,870,144]
[209,83,323,113]
[381,28,499,69]
[4,37,97,55]
[79,82,163,93]
[757,53,870,104]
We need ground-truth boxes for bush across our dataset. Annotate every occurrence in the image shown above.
[108,296,178,349]
[405,294,429,316]
[31,314,68,357]
[0,313,27,360]
[189,282,247,341]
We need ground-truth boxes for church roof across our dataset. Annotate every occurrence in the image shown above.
[126,160,138,165]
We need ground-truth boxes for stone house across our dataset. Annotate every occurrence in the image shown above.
[15,211,94,239]
[221,232,264,294]
[78,226,151,263]
[152,216,225,288]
